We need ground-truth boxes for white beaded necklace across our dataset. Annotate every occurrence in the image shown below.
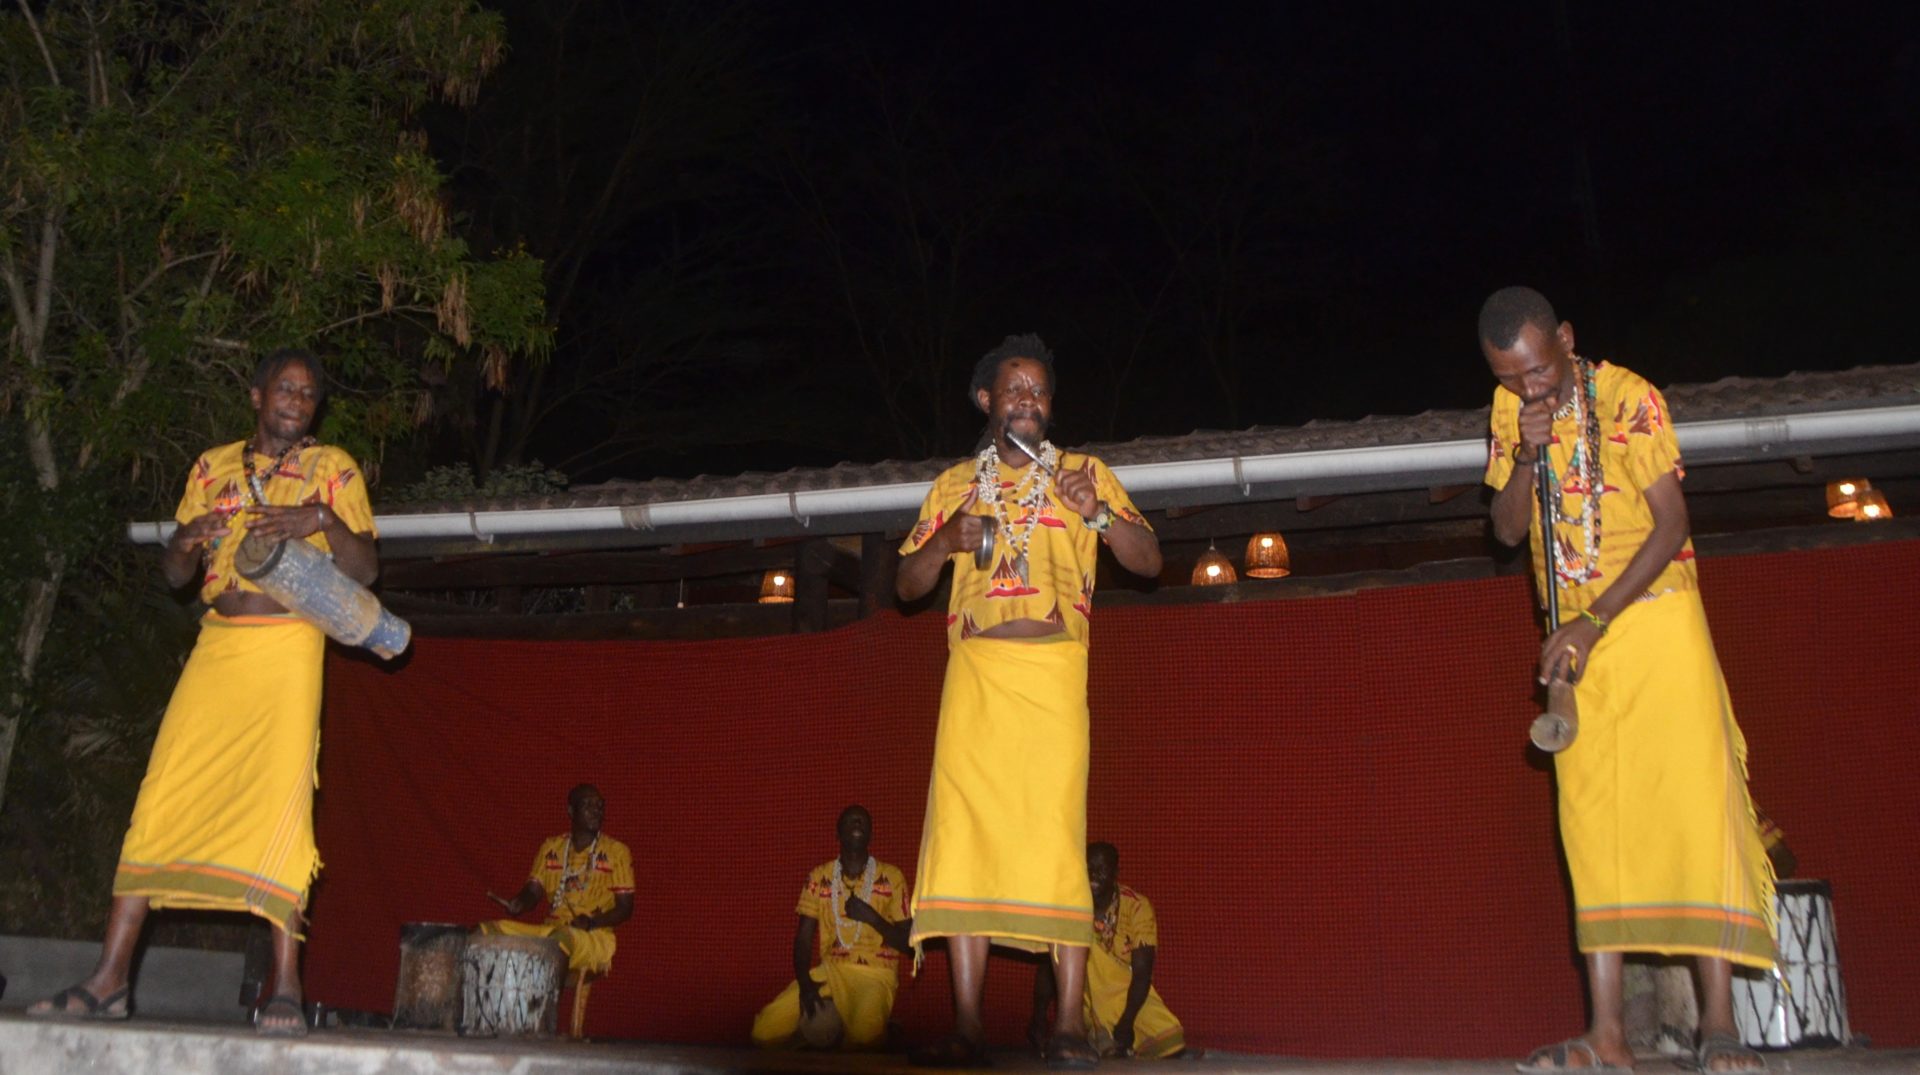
[973,439,1060,585]
[1543,358,1604,588]
[829,856,877,949]
[553,835,598,916]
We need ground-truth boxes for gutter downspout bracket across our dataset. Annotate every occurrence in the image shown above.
[1232,456,1251,498]
[788,491,811,528]
[467,512,495,545]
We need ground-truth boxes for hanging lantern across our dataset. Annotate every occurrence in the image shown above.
[1853,489,1892,521]
[758,568,796,603]
[1244,532,1291,579]
[1191,543,1236,586]
[1826,478,1871,519]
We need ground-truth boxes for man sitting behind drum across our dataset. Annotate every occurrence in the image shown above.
[481,784,634,977]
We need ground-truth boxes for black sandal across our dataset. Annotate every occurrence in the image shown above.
[1044,1031,1099,1071]
[27,984,130,1022]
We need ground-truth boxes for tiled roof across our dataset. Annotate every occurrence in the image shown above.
[380,364,1920,515]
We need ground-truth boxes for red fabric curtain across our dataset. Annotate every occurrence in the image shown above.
[305,539,1920,1054]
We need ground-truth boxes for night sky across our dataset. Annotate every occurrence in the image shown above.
[437,2,1920,483]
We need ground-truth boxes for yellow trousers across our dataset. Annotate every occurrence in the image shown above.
[478,918,616,976]
[911,636,1094,952]
[1560,591,1775,968]
[113,613,325,934]
[1084,944,1185,1058]
[750,960,899,1049]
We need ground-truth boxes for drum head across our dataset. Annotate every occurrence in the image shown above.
[798,999,843,1048]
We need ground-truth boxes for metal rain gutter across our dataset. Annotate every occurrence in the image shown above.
[125,402,1920,547]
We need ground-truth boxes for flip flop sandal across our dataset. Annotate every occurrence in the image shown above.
[1516,1036,1633,1074]
[253,994,310,1038]
[1043,1032,1100,1071]
[27,985,130,1022]
[1686,1032,1767,1073]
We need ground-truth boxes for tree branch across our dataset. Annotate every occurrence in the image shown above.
[14,0,63,88]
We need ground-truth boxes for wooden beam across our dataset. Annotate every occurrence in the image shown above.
[794,538,834,633]
[859,532,897,617]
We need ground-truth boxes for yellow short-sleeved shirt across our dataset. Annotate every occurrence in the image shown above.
[899,450,1148,647]
[798,858,911,974]
[530,833,635,925]
[174,440,377,604]
[1484,362,1698,618]
[1095,885,1159,961]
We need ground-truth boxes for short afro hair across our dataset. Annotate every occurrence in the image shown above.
[251,347,328,402]
[1087,841,1118,868]
[969,333,1056,405]
[1477,287,1559,350]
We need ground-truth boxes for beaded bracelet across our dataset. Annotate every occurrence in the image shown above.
[1580,608,1610,634]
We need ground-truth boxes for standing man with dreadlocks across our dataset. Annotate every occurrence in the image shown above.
[1481,288,1773,1075]
[29,348,377,1037]
[897,334,1161,1070]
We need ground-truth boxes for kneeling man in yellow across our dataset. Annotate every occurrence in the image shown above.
[752,805,913,1050]
[481,784,634,976]
[1032,843,1185,1058]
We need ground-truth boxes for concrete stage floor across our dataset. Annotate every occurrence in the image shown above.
[1,1017,1913,1075]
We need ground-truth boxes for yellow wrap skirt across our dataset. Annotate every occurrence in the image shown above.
[1084,943,1186,1058]
[113,612,325,934]
[911,635,1094,952]
[478,918,617,976]
[750,960,900,1049]
[1559,591,1776,968]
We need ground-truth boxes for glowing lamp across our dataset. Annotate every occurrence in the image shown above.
[758,569,796,603]
[1826,478,1871,519]
[1191,544,1237,586]
[1244,532,1291,578]
[1853,490,1892,521]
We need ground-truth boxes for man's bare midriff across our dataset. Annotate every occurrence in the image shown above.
[977,618,1064,639]
[213,591,290,617]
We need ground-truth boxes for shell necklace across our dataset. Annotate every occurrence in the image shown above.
[973,439,1060,585]
[1542,358,1603,588]
[554,835,599,916]
[830,855,877,949]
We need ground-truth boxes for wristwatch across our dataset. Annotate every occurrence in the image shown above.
[1084,502,1116,532]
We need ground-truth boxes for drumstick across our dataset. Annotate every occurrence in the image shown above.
[1530,450,1580,752]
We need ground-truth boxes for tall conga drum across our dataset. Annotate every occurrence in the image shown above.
[392,922,467,1031]
[459,933,567,1038]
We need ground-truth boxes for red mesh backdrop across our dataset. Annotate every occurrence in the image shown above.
[305,539,1920,1056]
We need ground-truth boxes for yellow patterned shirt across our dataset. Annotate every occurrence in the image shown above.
[797,858,911,977]
[1094,885,1159,962]
[900,451,1148,647]
[1484,361,1698,619]
[174,440,377,604]
[530,834,635,925]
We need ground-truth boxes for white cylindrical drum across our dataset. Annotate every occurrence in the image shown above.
[1732,879,1850,1048]
[235,533,410,659]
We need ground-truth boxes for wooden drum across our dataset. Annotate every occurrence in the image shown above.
[459,933,567,1038]
[392,922,468,1031]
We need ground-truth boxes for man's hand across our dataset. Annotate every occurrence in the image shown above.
[245,503,330,545]
[1055,467,1101,520]
[843,894,883,927]
[1108,1016,1136,1057]
[1515,396,1556,462]
[169,511,233,554]
[935,513,987,559]
[798,977,825,1018]
[1539,616,1603,685]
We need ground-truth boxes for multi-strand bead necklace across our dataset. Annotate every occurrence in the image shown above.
[1542,359,1604,587]
[973,439,1061,585]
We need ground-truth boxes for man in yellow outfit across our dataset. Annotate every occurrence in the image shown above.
[751,805,912,1050]
[897,334,1162,1070]
[1481,287,1773,1075]
[482,784,634,977]
[1032,844,1185,1059]
[29,349,377,1037]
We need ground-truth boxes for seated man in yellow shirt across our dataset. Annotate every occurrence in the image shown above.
[751,805,912,1050]
[1033,843,1186,1059]
[480,784,634,977]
